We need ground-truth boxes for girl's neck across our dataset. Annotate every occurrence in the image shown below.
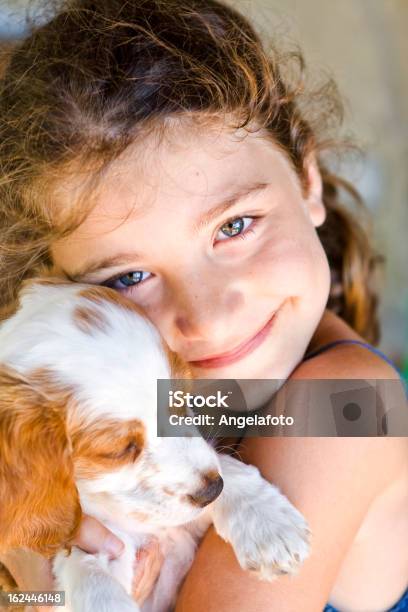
[305,309,362,358]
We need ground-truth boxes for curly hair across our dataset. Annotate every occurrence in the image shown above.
[0,0,384,341]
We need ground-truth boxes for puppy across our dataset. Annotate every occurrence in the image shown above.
[0,277,311,612]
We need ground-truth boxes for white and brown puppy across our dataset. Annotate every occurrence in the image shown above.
[0,278,310,612]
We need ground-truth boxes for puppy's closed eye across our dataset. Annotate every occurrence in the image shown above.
[99,439,142,461]
[72,418,145,477]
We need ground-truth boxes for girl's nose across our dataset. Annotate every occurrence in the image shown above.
[174,287,244,340]
[165,273,245,347]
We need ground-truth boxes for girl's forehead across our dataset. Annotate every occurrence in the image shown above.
[82,126,291,219]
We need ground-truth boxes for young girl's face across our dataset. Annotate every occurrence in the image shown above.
[51,121,331,380]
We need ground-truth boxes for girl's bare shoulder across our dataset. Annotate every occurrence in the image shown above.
[295,309,402,381]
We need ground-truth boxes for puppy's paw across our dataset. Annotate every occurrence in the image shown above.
[234,497,311,581]
[213,454,311,581]
[219,485,311,581]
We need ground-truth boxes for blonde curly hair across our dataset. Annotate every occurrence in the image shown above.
[0,0,384,341]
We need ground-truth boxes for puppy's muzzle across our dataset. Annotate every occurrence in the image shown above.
[188,473,224,507]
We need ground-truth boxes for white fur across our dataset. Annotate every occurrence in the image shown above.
[0,280,311,612]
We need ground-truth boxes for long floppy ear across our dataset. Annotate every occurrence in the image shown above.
[0,364,82,558]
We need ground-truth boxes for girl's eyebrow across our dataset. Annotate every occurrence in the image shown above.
[65,181,269,282]
[193,181,269,232]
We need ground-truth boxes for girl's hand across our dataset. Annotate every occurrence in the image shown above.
[67,513,125,558]
[70,515,164,605]
[131,539,164,606]
[0,514,163,610]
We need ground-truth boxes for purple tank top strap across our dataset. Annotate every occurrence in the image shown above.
[304,339,408,397]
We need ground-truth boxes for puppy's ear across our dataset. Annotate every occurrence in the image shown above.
[0,365,82,558]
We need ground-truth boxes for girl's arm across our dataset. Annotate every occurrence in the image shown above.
[175,346,404,612]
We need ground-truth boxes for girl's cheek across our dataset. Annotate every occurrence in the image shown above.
[247,232,326,297]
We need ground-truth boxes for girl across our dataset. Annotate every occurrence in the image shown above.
[0,1,407,610]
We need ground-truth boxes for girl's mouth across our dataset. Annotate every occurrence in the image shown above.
[189,304,283,369]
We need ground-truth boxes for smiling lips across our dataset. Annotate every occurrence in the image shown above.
[188,307,281,369]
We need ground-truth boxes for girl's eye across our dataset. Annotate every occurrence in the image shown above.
[105,270,151,290]
[103,215,259,292]
[216,216,256,242]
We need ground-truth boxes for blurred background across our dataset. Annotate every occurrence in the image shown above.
[0,0,407,377]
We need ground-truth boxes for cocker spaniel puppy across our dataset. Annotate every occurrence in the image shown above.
[0,278,310,612]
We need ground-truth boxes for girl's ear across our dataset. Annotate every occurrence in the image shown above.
[0,365,82,558]
[303,154,326,228]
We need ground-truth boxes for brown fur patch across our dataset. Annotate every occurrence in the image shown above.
[0,364,82,557]
[73,304,109,335]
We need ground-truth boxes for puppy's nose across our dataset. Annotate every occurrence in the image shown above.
[188,473,224,507]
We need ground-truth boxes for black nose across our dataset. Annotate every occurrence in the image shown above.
[188,473,224,507]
